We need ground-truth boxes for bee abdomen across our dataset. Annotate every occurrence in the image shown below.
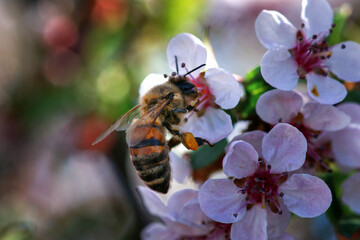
[131,150,170,193]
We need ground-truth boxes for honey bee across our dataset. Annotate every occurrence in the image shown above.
[93,58,208,193]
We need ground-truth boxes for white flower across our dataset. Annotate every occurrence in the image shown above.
[138,187,213,240]
[198,123,332,240]
[255,89,351,171]
[255,0,360,104]
[140,33,244,144]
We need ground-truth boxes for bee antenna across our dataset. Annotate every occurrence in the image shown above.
[183,64,206,77]
[175,56,179,74]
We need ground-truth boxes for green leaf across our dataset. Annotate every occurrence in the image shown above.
[327,5,351,46]
[338,216,360,238]
[322,170,349,225]
[236,66,273,119]
[190,139,227,169]
[344,90,360,104]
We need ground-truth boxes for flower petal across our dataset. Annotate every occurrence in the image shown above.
[279,174,332,218]
[255,10,297,49]
[178,198,214,234]
[261,47,299,90]
[341,172,360,215]
[137,186,166,218]
[337,102,360,124]
[179,107,233,144]
[163,216,209,237]
[167,189,198,215]
[141,222,176,240]
[139,73,168,97]
[205,68,243,109]
[230,205,267,240]
[198,179,247,223]
[270,233,295,240]
[306,73,347,105]
[331,125,360,169]
[256,90,303,125]
[301,0,333,38]
[223,140,258,179]
[267,199,291,239]
[326,41,360,82]
[227,121,251,142]
[167,33,206,76]
[169,151,191,184]
[303,102,351,131]
[262,123,307,173]
[231,130,267,156]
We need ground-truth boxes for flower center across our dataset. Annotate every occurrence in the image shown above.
[290,30,333,79]
[234,159,288,214]
[187,72,214,113]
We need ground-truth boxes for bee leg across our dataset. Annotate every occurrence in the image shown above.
[173,108,187,113]
[185,99,200,112]
[168,136,181,150]
[195,137,214,147]
[183,89,199,96]
[164,123,198,151]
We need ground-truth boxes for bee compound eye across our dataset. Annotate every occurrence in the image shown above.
[167,92,174,99]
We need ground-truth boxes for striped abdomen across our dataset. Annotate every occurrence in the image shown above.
[129,124,170,193]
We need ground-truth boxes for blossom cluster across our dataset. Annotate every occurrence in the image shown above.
[136,0,360,239]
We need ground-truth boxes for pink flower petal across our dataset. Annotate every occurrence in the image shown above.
[167,33,206,76]
[255,10,297,49]
[331,125,360,169]
[205,68,243,109]
[231,130,266,156]
[301,0,333,38]
[137,186,166,218]
[270,233,295,240]
[169,151,191,184]
[167,189,198,215]
[327,41,360,82]
[337,102,360,124]
[163,216,209,237]
[223,140,259,179]
[303,102,351,131]
[227,121,251,142]
[306,73,347,105]
[341,172,360,215]
[198,179,247,224]
[256,90,303,125]
[262,123,307,173]
[267,199,291,239]
[178,198,214,234]
[230,204,267,240]
[141,222,176,240]
[139,73,168,97]
[261,47,299,91]
[279,174,332,218]
[179,107,233,144]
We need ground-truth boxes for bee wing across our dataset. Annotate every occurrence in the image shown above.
[92,105,141,145]
[126,97,172,147]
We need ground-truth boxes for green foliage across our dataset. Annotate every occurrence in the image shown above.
[344,90,360,104]
[327,5,352,46]
[323,170,360,237]
[0,222,35,240]
[190,139,227,169]
[338,216,360,238]
[236,66,273,119]
[157,0,206,36]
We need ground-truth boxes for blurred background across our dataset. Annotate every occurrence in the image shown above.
[0,0,359,239]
